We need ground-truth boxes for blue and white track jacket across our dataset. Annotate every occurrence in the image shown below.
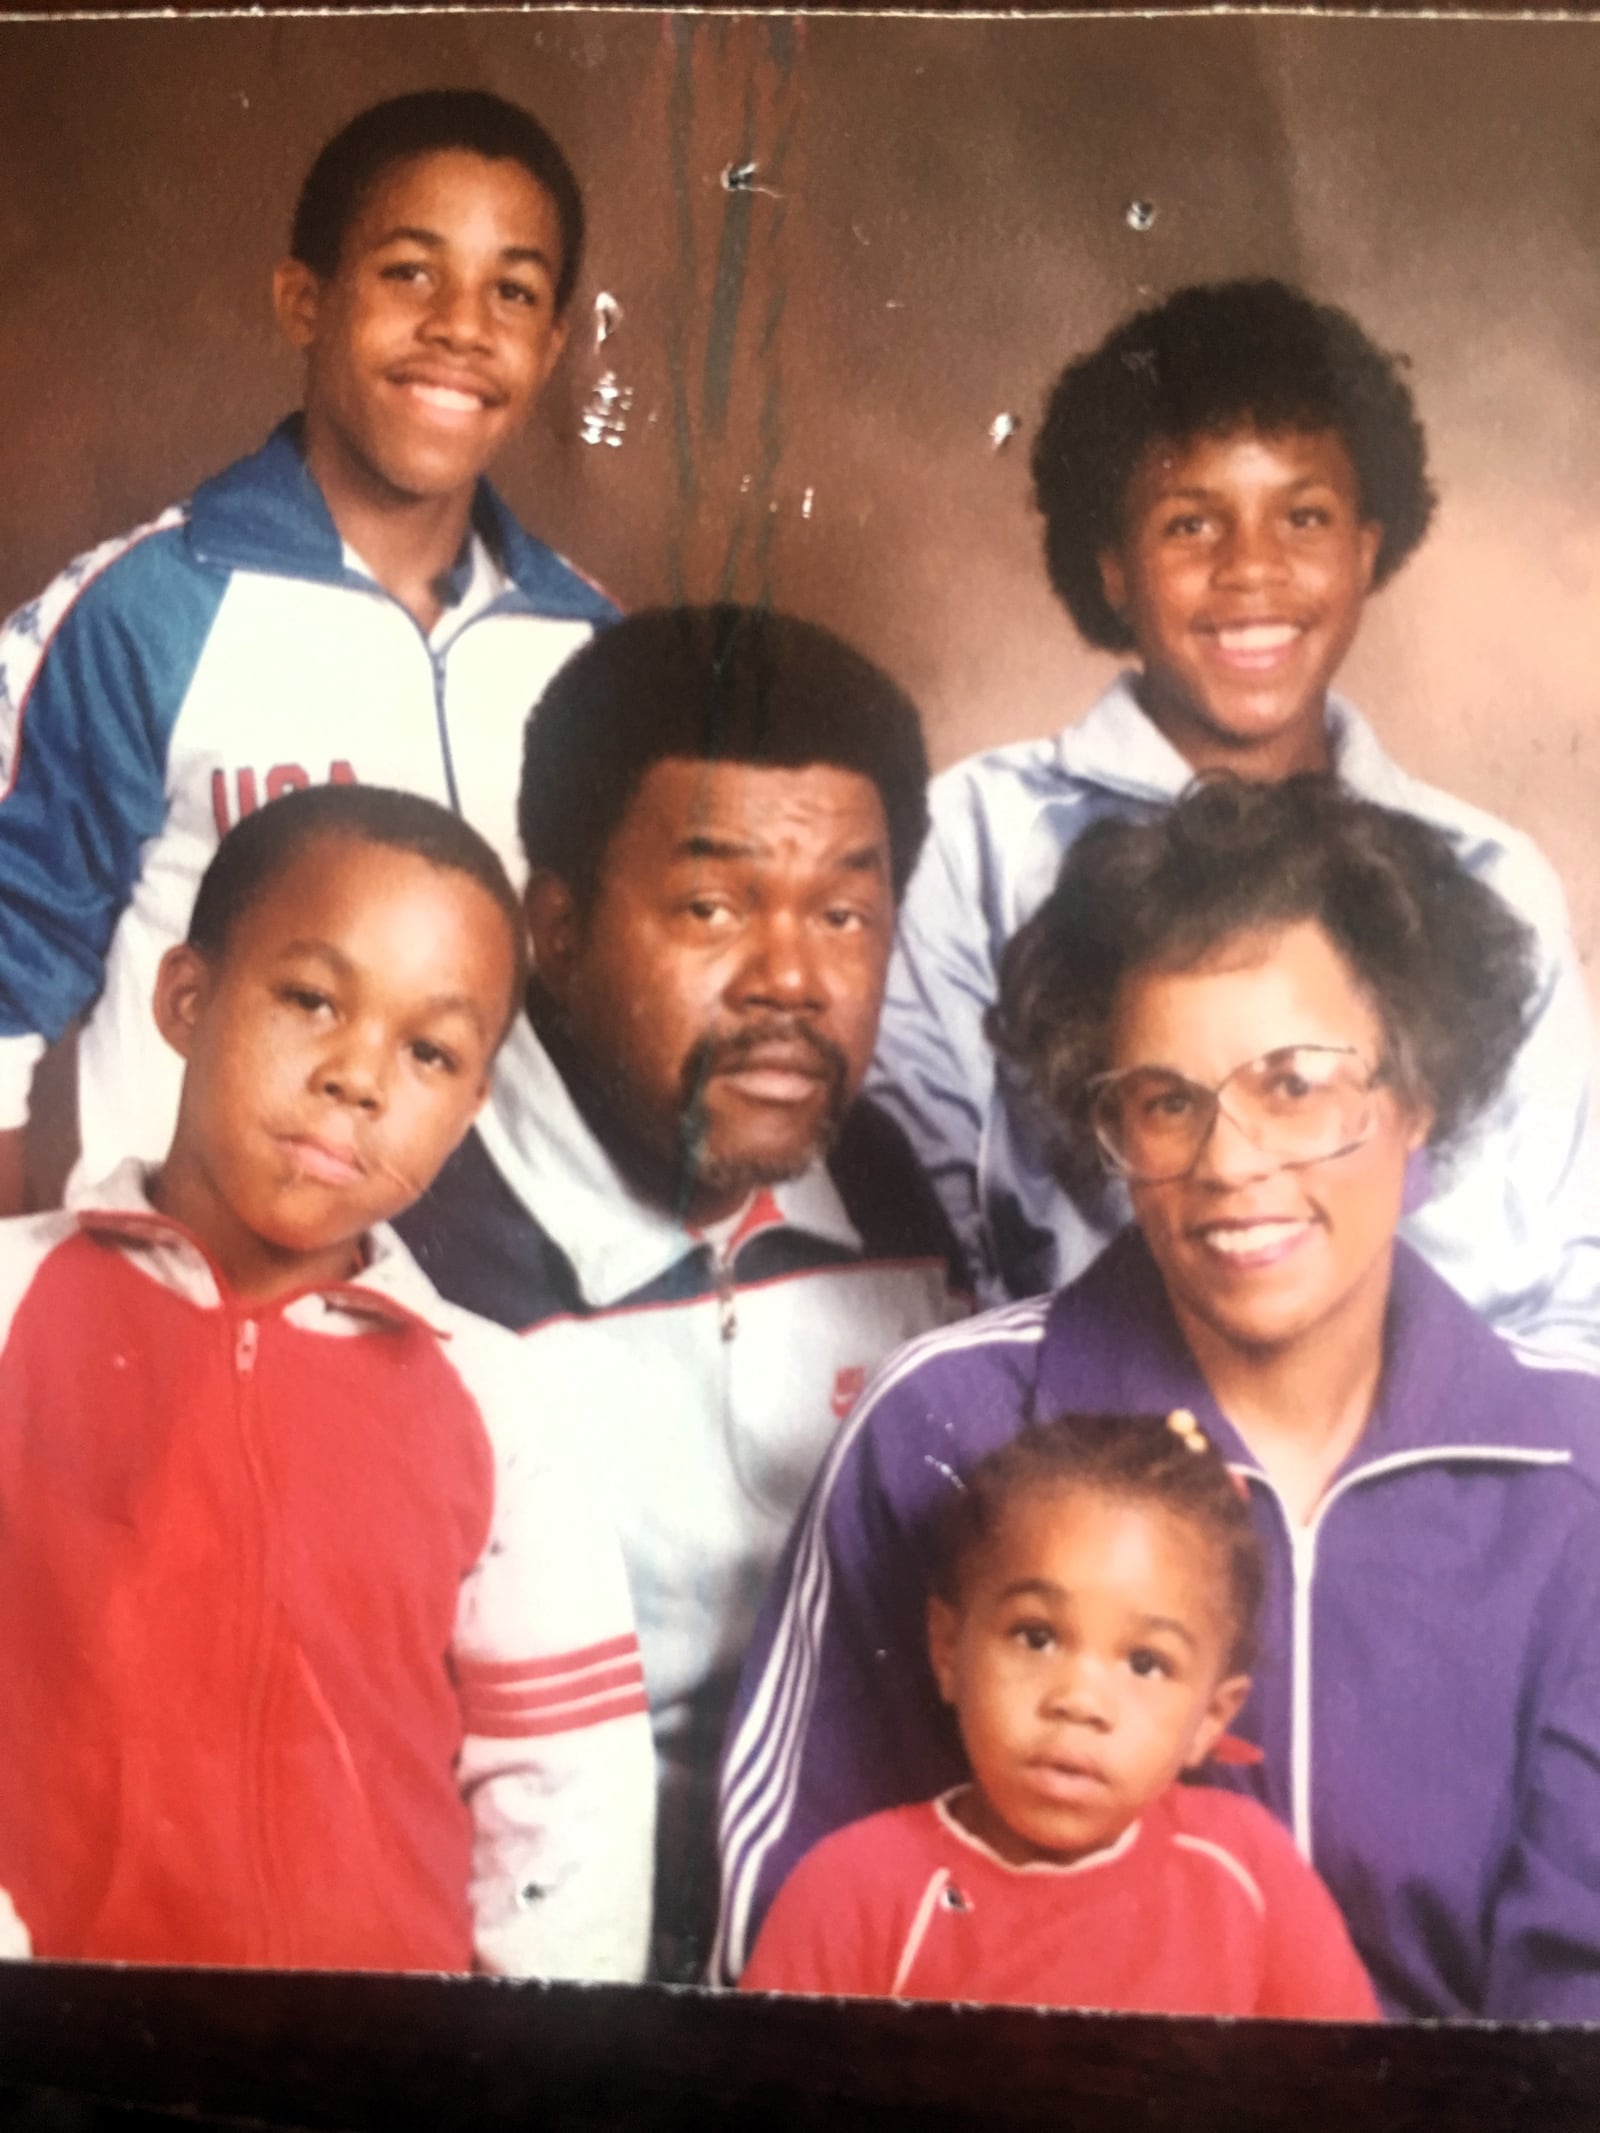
[0,419,615,1177]
[867,675,1600,1362]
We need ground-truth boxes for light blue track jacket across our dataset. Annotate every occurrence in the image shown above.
[0,419,614,1177]
[867,675,1600,1362]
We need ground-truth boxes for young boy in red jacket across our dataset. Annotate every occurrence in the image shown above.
[0,783,652,1976]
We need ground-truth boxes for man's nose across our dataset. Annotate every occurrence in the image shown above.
[734,910,827,1011]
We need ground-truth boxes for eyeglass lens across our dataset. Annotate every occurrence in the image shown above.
[1092,1046,1375,1182]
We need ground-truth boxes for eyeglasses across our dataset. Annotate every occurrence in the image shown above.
[1086,1044,1389,1185]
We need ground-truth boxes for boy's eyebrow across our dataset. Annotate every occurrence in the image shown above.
[427,995,495,1039]
[411,989,495,1036]
[275,939,493,1035]
[372,223,556,274]
[277,937,353,974]
[499,245,558,272]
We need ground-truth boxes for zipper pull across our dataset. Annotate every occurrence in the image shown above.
[714,1257,737,1342]
[235,1318,259,1375]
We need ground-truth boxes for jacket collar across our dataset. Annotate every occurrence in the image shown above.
[476,1015,865,1309]
[1053,673,1396,806]
[1036,1226,1584,1473]
[69,1158,452,1337]
[185,417,615,623]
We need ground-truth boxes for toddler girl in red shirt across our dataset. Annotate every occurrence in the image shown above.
[740,1410,1377,2017]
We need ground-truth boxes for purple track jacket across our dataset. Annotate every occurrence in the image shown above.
[716,1231,1600,2017]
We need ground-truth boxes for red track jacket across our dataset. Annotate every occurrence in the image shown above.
[0,1166,653,1976]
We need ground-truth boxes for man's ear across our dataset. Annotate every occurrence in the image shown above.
[272,258,325,354]
[524,869,581,1004]
[927,1595,961,1707]
[152,943,214,1063]
[1181,1672,1253,1772]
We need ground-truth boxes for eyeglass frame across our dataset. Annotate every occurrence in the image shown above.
[1084,1042,1395,1185]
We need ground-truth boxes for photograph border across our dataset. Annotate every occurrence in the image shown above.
[3,2,1600,2124]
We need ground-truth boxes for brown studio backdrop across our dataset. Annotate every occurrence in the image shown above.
[1,11,1597,1122]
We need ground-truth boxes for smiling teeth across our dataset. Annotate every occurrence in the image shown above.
[1215,623,1299,652]
[409,383,483,412]
[1203,1221,1301,1256]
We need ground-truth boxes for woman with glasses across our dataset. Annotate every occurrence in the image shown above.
[716,776,1600,2018]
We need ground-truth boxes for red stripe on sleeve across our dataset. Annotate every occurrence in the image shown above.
[466,1658,645,1719]
[454,1632,640,1687]
[467,1686,652,1741]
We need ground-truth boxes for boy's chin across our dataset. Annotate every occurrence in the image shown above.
[261,1222,368,1266]
[361,414,519,505]
[310,418,507,521]
[246,1200,377,1270]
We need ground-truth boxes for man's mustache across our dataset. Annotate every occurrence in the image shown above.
[680,1019,851,1107]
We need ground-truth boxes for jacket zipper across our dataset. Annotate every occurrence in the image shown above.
[713,1239,772,1513]
[427,643,461,813]
[1286,1521,1318,1857]
[403,582,544,819]
[357,577,493,818]
[714,1250,738,1342]
[1251,1442,1572,1866]
[414,580,588,824]
[230,1311,280,1961]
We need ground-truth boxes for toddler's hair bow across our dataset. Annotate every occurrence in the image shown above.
[1166,1407,1207,1454]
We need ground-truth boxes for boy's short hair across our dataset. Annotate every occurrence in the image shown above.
[1030,279,1437,653]
[518,604,932,912]
[990,774,1535,1190]
[290,89,586,316]
[188,784,529,1031]
[928,1412,1264,1675]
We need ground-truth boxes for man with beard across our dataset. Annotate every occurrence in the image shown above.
[398,605,966,1979]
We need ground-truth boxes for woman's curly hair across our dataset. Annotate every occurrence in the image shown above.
[1031,279,1436,653]
[988,775,1536,1196]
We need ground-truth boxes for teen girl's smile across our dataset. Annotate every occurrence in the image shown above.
[1097,427,1382,780]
